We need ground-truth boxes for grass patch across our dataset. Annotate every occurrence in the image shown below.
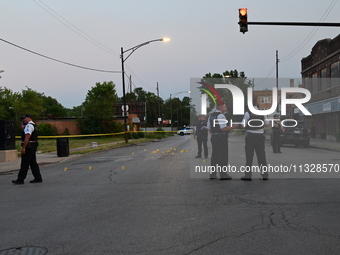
[69,138,150,154]
[15,132,174,154]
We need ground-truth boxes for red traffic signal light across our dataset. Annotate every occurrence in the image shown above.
[239,8,248,33]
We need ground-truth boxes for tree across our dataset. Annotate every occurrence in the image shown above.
[0,87,20,120]
[42,96,67,118]
[119,87,161,127]
[13,87,45,120]
[79,81,118,134]
[200,69,252,117]
[163,96,191,129]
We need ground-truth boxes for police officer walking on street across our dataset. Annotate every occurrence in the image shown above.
[195,114,208,158]
[207,103,238,180]
[12,114,43,184]
[271,114,282,153]
[241,97,269,181]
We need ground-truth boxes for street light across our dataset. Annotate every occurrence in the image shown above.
[121,37,170,143]
[170,91,190,131]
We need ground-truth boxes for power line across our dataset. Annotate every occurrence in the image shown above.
[280,0,337,62]
[126,65,159,90]
[0,37,121,73]
[32,0,119,57]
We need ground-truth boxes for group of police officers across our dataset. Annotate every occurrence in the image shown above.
[195,97,280,181]
[11,101,279,184]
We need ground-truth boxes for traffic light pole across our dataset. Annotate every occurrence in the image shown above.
[247,22,340,27]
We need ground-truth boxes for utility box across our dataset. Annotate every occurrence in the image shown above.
[0,120,16,150]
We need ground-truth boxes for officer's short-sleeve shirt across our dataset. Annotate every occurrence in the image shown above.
[24,121,35,135]
[207,110,228,130]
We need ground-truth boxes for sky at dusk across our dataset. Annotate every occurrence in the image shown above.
[1,0,339,108]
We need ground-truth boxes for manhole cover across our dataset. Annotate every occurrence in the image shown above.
[0,247,48,255]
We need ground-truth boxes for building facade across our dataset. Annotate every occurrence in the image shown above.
[301,34,340,140]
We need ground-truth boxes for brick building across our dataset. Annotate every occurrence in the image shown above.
[253,79,296,118]
[301,34,340,140]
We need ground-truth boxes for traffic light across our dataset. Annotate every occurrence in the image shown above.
[239,8,248,33]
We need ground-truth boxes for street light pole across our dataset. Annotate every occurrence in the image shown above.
[120,38,170,143]
[120,47,128,143]
[169,90,190,131]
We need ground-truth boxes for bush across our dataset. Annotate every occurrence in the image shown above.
[130,132,140,139]
[37,123,58,136]
[138,130,144,138]
[77,118,124,134]
[62,128,70,135]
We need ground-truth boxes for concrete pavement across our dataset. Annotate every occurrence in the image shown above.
[0,136,339,174]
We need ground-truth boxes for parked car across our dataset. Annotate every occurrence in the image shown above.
[280,121,311,147]
[177,127,195,136]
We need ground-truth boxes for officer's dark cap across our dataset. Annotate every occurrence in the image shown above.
[20,114,31,119]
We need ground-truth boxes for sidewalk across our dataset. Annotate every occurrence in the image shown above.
[0,140,132,174]
[0,151,81,174]
[1,137,339,174]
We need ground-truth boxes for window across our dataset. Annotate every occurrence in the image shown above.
[312,72,318,93]
[260,96,271,104]
[331,61,339,87]
[320,68,328,90]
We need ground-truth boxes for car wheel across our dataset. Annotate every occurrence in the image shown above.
[180,132,184,136]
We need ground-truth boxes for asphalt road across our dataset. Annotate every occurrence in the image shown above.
[1,134,340,254]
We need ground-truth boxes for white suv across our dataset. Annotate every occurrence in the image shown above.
[177,127,195,136]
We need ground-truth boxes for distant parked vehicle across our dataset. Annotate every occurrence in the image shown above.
[177,127,195,136]
[280,121,311,147]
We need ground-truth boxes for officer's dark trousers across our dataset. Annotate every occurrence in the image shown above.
[210,134,229,178]
[196,135,208,157]
[18,144,42,181]
[272,133,281,153]
[244,133,268,178]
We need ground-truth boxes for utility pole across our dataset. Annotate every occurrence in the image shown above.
[129,75,132,110]
[276,50,279,113]
[157,82,161,127]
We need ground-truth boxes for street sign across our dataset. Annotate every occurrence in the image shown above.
[121,105,129,111]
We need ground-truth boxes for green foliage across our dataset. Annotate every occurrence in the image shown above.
[129,132,140,139]
[201,69,251,117]
[163,96,191,128]
[138,130,145,138]
[13,87,45,120]
[0,87,20,120]
[79,81,118,134]
[37,123,58,136]
[83,81,117,120]
[66,106,84,118]
[42,96,67,117]
[78,117,124,134]
[0,86,69,121]
[62,128,70,135]
[125,87,162,127]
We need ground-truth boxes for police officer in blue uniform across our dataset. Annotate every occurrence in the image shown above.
[207,103,238,180]
[271,114,282,153]
[195,114,208,158]
[12,114,43,184]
